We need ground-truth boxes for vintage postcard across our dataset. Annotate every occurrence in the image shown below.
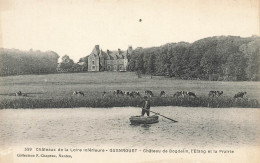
[0,0,259,162]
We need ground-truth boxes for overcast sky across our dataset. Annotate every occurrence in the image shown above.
[1,0,259,61]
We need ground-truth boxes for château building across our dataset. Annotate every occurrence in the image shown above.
[88,45,133,71]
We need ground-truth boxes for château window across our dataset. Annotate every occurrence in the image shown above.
[92,61,95,64]
[92,66,95,70]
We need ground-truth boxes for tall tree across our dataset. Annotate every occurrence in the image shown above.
[239,39,260,80]
[59,55,74,70]
[224,52,247,81]
[146,53,156,74]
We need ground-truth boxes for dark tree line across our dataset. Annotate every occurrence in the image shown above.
[0,49,59,76]
[1,35,259,80]
[0,48,89,76]
[128,36,260,81]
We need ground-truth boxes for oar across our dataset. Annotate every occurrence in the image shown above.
[141,108,178,123]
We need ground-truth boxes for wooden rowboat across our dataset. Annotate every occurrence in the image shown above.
[129,115,159,125]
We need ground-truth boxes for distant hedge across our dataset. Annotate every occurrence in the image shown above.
[0,95,259,109]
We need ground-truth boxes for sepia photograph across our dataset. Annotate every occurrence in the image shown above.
[0,0,259,162]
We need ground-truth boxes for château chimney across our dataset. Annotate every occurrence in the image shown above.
[127,46,133,54]
[118,48,121,54]
[92,45,100,55]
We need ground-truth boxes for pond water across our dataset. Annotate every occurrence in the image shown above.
[0,107,259,148]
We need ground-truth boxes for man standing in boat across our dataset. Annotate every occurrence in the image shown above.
[139,96,150,116]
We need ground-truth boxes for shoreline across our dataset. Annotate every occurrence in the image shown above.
[0,96,259,109]
[1,106,260,110]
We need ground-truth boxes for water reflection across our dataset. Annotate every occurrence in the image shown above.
[0,107,259,148]
[130,123,151,130]
[140,124,151,130]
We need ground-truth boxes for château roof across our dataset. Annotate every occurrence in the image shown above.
[89,45,132,60]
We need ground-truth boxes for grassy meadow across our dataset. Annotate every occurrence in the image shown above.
[0,72,259,108]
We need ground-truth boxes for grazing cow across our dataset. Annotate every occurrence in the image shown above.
[78,92,85,96]
[114,90,124,96]
[124,91,130,96]
[129,92,134,98]
[173,91,184,98]
[128,91,141,98]
[208,91,217,97]
[216,91,223,97]
[160,91,166,97]
[144,90,153,97]
[181,91,187,97]
[132,91,140,97]
[234,92,247,98]
[186,92,196,98]
[124,91,134,98]
[209,91,223,97]
[15,91,22,96]
[73,91,85,96]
